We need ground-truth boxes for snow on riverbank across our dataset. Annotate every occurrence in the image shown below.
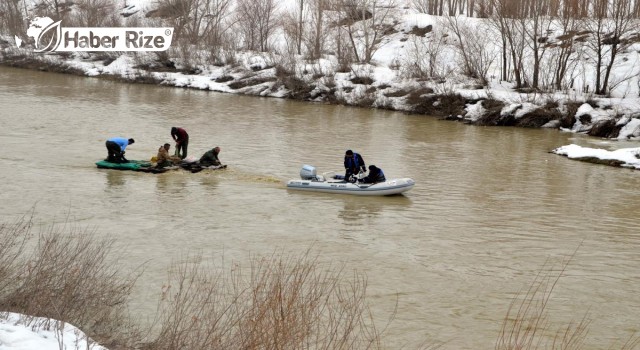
[3,1,640,139]
[0,312,107,350]
[552,144,640,169]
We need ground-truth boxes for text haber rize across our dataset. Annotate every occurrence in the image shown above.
[64,31,165,49]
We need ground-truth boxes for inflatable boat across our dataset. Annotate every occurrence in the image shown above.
[286,165,415,196]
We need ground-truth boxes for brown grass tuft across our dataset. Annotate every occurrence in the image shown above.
[147,251,388,350]
[496,251,590,350]
[0,217,142,348]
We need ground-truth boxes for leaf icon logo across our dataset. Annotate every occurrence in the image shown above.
[27,17,62,53]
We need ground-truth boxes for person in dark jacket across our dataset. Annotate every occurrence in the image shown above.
[171,127,189,159]
[344,149,366,179]
[199,146,222,167]
[361,165,386,184]
[105,137,134,163]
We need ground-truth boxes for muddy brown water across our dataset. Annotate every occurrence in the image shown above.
[1,66,639,349]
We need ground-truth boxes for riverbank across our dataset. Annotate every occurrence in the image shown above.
[2,43,640,142]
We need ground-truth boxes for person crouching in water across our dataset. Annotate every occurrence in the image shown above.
[156,143,181,168]
[361,165,386,184]
[199,146,222,167]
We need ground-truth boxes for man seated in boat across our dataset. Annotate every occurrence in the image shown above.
[199,146,222,167]
[156,143,181,168]
[360,165,386,184]
[344,150,366,179]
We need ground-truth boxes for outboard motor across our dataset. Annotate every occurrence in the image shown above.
[300,165,317,180]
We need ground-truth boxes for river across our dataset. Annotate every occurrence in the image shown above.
[1,66,639,349]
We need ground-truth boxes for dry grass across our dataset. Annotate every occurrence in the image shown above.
[496,249,640,350]
[146,251,388,350]
[496,253,590,350]
[5,214,639,350]
[0,217,142,349]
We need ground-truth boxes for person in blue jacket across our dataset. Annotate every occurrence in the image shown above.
[344,149,366,179]
[105,137,134,163]
[361,165,386,184]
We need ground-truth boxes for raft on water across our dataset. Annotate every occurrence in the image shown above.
[95,160,226,174]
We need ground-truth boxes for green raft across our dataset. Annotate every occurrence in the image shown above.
[96,160,227,174]
[96,160,164,173]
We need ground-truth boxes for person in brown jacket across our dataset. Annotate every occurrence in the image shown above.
[156,143,180,168]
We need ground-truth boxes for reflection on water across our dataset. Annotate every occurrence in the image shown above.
[2,66,640,350]
[338,195,413,223]
[105,171,126,188]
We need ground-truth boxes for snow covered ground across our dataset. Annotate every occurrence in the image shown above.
[552,144,640,169]
[0,312,106,350]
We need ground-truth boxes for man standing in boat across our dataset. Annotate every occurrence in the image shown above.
[171,127,189,159]
[344,149,366,180]
[105,137,134,163]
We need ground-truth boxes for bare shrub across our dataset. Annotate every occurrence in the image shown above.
[235,0,278,51]
[0,0,26,37]
[0,215,32,295]
[68,0,121,27]
[443,16,495,85]
[0,218,141,348]
[400,26,448,80]
[148,251,387,349]
[496,253,589,350]
[336,0,398,63]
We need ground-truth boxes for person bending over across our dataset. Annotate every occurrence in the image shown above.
[105,137,134,163]
[199,146,222,167]
[171,127,189,159]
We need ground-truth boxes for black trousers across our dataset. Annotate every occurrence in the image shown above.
[106,141,123,162]
[175,139,188,159]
